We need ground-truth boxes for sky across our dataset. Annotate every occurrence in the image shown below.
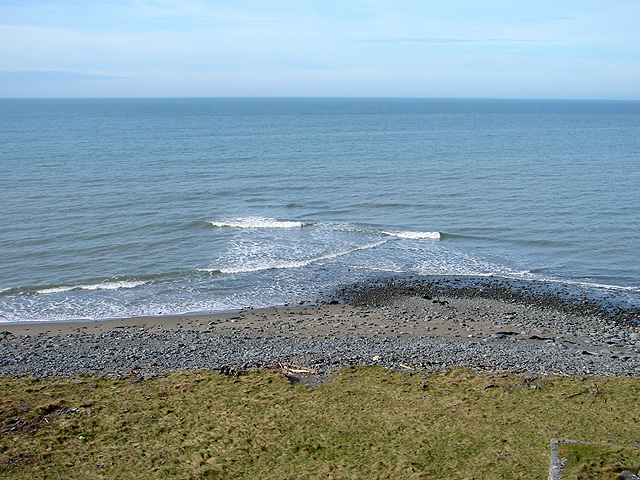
[0,1,639,99]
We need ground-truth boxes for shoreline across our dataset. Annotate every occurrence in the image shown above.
[1,276,639,378]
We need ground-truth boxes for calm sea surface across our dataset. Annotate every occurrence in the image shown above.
[1,98,639,322]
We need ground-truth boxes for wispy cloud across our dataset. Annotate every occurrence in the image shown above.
[362,38,542,45]
[0,71,128,86]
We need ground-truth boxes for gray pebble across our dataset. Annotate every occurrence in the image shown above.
[2,276,640,378]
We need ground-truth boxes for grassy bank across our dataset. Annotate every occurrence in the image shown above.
[1,367,639,479]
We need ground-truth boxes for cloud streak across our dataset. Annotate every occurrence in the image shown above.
[0,71,128,86]
[362,38,543,45]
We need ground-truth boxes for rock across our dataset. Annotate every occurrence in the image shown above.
[617,471,640,480]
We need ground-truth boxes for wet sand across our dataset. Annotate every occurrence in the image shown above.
[0,298,613,348]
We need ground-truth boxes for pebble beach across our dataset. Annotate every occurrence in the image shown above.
[2,276,639,379]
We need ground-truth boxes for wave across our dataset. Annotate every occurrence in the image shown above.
[21,269,205,296]
[527,276,640,294]
[205,219,442,243]
[201,240,388,274]
[382,230,441,240]
[209,217,312,229]
[37,280,148,295]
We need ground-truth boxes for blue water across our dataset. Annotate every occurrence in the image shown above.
[1,98,639,322]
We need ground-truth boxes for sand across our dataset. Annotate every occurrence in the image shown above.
[0,299,588,346]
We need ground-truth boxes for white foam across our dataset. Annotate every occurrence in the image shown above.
[37,280,146,295]
[81,280,147,291]
[38,286,76,294]
[530,276,640,293]
[317,263,407,274]
[209,217,310,229]
[203,240,388,274]
[383,230,441,240]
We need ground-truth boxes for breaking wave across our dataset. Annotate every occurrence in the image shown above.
[36,280,148,295]
[382,230,441,240]
[201,240,388,274]
[209,217,312,229]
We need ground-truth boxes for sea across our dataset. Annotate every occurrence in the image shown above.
[1,98,639,323]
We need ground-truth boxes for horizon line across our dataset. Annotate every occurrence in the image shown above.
[1,96,639,102]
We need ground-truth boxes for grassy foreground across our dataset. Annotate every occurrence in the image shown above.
[1,366,639,479]
[557,442,640,479]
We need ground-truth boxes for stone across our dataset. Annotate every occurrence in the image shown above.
[617,471,640,480]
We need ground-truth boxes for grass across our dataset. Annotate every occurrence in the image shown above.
[556,442,640,480]
[1,366,639,479]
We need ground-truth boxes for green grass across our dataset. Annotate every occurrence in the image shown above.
[556,442,640,480]
[1,367,640,479]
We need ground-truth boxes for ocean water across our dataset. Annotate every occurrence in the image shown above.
[1,98,639,322]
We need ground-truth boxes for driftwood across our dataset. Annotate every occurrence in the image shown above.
[277,362,318,376]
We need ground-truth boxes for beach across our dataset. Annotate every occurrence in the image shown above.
[2,277,639,378]
[2,275,640,480]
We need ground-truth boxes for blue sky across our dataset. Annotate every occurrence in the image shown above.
[1,1,639,98]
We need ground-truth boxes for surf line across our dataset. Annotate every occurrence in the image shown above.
[202,240,389,275]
